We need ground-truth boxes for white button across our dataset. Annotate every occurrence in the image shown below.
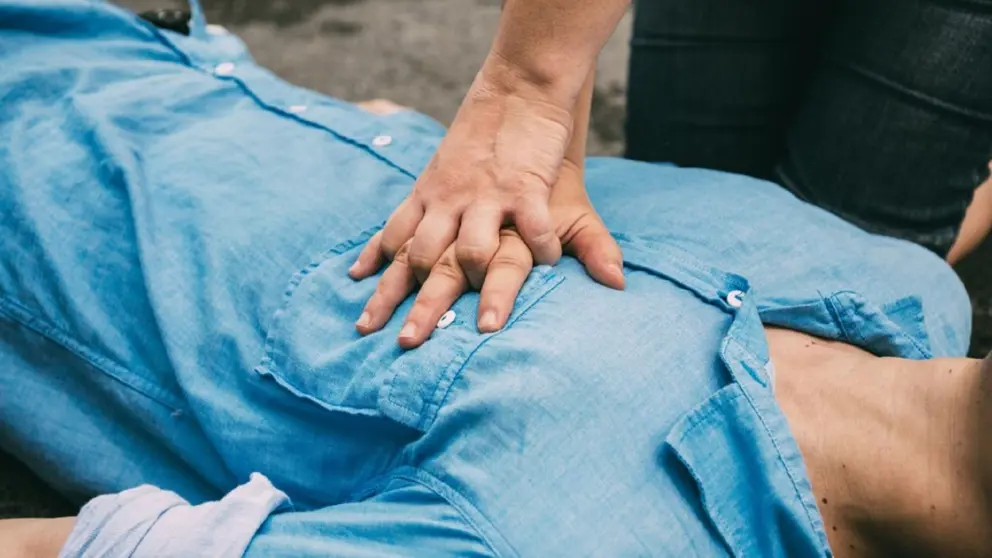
[726,290,745,308]
[214,62,235,76]
[437,310,456,329]
[372,135,393,147]
[205,24,228,36]
[288,105,308,114]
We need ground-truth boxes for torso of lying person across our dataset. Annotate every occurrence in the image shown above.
[771,328,992,557]
[0,1,979,557]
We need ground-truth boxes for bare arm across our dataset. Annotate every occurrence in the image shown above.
[495,0,597,169]
[488,0,628,109]
[0,518,74,558]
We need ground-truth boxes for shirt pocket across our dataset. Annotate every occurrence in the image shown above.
[254,229,564,433]
[665,385,831,558]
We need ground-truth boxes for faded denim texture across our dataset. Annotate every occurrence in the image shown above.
[0,1,973,556]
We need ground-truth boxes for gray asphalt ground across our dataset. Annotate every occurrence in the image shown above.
[1,0,989,519]
[123,0,631,156]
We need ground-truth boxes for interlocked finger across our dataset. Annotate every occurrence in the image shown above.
[398,244,469,349]
[477,229,534,333]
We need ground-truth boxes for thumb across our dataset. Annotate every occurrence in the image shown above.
[563,215,625,290]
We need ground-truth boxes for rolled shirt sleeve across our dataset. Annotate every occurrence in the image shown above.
[59,473,290,558]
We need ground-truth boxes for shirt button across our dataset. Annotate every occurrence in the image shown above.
[205,24,228,36]
[214,62,235,76]
[726,290,745,308]
[437,310,456,329]
[288,105,308,114]
[372,135,393,147]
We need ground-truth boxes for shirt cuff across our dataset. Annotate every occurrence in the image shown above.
[59,473,290,558]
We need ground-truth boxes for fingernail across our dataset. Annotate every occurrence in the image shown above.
[356,312,371,329]
[399,322,418,340]
[348,259,361,275]
[610,262,624,277]
[479,310,499,332]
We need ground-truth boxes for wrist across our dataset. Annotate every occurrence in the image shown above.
[467,58,575,147]
[479,49,588,110]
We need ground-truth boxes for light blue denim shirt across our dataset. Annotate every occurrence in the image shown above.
[0,1,973,557]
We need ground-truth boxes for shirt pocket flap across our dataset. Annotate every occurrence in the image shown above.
[665,385,831,558]
[255,235,404,419]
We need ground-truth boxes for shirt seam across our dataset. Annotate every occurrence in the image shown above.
[391,466,517,558]
[723,310,831,554]
[0,295,184,411]
[123,12,422,180]
[826,290,933,358]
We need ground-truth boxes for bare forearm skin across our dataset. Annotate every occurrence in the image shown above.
[0,517,74,558]
[493,0,598,172]
[487,0,628,110]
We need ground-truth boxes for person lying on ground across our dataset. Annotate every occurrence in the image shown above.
[0,2,986,557]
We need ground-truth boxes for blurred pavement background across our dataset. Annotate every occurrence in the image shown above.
[121,0,632,156]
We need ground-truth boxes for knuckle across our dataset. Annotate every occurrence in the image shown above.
[490,252,532,273]
[372,282,397,303]
[411,294,440,314]
[392,242,412,263]
[432,259,466,282]
[457,244,495,269]
[499,227,521,238]
[379,241,398,261]
[530,229,557,244]
[407,253,436,273]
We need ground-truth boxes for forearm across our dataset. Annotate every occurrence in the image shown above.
[486,0,628,108]
[0,518,75,558]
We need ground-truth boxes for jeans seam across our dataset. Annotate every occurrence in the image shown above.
[826,57,992,124]
[0,295,183,411]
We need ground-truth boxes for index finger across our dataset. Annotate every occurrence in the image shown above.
[349,231,386,280]
[477,229,534,333]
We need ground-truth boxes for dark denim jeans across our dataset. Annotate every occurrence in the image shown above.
[626,0,992,255]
